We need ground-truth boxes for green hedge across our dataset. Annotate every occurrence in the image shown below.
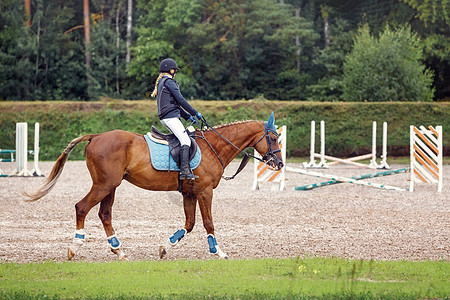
[0,100,448,160]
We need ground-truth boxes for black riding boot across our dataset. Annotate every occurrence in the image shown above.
[179,145,198,180]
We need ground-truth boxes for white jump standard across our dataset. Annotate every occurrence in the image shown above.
[369,121,389,169]
[0,122,43,177]
[303,120,390,169]
[303,120,328,168]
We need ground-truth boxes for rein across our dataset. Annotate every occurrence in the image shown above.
[196,117,278,181]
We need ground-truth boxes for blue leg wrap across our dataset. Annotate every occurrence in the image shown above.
[169,228,186,245]
[107,235,121,250]
[75,233,85,240]
[73,229,85,242]
[207,234,218,254]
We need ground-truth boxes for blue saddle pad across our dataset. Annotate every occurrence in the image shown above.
[144,134,201,171]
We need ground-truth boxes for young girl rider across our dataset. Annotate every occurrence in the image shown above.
[151,58,202,181]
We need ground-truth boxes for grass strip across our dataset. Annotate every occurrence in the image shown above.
[1,257,448,299]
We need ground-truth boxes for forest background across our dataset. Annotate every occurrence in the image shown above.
[0,0,449,102]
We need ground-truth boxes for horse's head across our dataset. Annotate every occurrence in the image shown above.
[253,112,284,171]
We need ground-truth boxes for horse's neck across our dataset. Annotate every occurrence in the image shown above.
[203,121,263,167]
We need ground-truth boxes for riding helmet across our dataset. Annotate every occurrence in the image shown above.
[159,58,180,73]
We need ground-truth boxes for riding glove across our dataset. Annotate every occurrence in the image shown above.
[189,116,197,124]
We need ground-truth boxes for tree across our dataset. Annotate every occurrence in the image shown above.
[83,0,91,97]
[126,0,132,64]
[1,0,87,100]
[308,18,354,101]
[321,4,331,47]
[85,0,132,99]
[24,0,31,27]
[341,25,434,102]
[1,0,447,100]
[400,0,450,100]
[402,0,449,26]
[185,0,317,99]
[0,0,32,99]
[128,0,203,97]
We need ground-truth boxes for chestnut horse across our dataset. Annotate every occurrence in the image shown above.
[25,114,284,260]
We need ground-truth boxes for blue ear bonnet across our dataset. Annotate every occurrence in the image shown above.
[264,112,277,135]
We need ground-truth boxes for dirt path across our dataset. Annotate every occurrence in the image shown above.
[0,161,448,263]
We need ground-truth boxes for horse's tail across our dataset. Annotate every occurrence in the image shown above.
[24,134,96,202]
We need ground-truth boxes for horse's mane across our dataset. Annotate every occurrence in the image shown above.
[203,120,259,131]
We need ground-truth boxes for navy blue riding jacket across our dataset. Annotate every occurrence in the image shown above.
[157,76,198,120]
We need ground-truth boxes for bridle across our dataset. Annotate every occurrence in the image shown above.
[251,124,281,167]
[196,117,282,180]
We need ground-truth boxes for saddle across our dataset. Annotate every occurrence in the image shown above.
[148,126,198,168]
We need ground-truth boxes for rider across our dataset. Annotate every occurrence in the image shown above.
[151,58,201,180]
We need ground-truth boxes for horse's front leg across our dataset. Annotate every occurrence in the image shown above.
[197,187,229,260]
[159,193,197,259]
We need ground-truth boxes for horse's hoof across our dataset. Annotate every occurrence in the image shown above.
[120,255,129,261]
[159,245,167,259]
[68,248,75,260]
[111,248,128,261]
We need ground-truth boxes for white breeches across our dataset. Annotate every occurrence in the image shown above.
[160,117,191,147]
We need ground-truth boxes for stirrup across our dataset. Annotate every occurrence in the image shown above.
[179,172,199,180]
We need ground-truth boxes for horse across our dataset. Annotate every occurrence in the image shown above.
[25,113,284,261]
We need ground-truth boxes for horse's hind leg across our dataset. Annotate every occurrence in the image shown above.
[98,189,128,260]
[159,193,197,259]
[68,185,111,260]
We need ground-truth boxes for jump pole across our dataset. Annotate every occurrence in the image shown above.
[286,166,408,191]
[327,153,372,166]
[313,153,373,168]
[294,168,408,191]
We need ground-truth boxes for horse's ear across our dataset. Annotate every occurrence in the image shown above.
[268,112,275,128]
[265,112,276,132]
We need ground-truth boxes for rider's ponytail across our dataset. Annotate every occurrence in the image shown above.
[151,73,170,97]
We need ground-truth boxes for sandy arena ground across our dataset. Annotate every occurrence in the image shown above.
[0,160,448,263]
